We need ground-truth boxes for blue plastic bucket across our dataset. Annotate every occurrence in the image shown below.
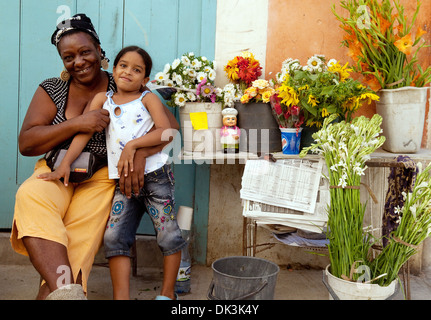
[280,128,302,154]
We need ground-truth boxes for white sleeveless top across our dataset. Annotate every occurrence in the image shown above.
[103,90,169,179]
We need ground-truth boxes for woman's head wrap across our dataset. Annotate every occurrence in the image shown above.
[51,13,109,62]
[51,13,99,46]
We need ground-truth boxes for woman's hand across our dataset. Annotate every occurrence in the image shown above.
[76,109,110,134]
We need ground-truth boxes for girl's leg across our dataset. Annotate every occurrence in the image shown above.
[160,250,181,299]
[108,256,131,300]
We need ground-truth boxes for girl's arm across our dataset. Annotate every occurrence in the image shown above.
[37,92,108,186]
[19,87,110,157]
[117,93,172,176]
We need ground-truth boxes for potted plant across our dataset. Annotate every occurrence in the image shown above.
[301,114,431,299]
[333,0,431,153]
[270,93,305,154]
[276,54,379,149]
[154,52,223,153]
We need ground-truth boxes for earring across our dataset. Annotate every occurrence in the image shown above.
[101,58,109,70]
[60,68,70,81]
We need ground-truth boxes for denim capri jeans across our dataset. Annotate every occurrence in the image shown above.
[104,164,186,258]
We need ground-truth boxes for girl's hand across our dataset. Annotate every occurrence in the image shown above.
[37,164,71,186]
[117,142,137,179]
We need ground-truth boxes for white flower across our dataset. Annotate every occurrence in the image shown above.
[155,72,168,83]
[191,59,202,70]
[163,63,171,73]
[307,56,323,71]
[187,68,197,78]
[196,72,207,83]
[174,93,187,107]
[181,55,191,66]
[172,58,181,70]
[186,92,196,101]
[207,69,216,81]
[172,73,183,86]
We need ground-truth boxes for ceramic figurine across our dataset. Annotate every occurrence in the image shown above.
[220,108,240,153]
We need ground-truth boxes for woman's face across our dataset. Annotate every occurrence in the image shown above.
[57,32,102,84]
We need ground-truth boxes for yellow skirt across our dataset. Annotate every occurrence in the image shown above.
[10,159,115,293]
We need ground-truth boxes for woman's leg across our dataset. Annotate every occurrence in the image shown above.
[11,160,75,299]
[22,237,73,299]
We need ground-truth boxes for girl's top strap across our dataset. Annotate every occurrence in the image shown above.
[105,90,114,98]
[140,90,151,100]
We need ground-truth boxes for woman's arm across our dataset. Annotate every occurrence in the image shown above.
[36,93,107,185]
[19,87,110,157]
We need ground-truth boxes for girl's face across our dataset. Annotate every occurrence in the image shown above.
[113,51,149,92]
[57,32,102,84]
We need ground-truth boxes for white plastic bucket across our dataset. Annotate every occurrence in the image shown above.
[376,86,429,153]
[179,102,223,153]
[324,265,397,300]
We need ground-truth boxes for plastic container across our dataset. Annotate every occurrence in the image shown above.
[179,102,223,153]
[280,128,302,154]
[376,86,429,153]
[323,265,398,300]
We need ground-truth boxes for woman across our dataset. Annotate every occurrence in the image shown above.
[10,14,178,300]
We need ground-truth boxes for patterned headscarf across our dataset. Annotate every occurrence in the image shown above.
[51,13,109,62]
[51,13,99,46]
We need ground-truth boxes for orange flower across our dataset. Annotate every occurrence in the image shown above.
[416,26,427,39]
[394,34,413,55]
[377,13,391,35]
[364,74,381,92]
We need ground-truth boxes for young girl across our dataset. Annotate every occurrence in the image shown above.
[38,46,186,300]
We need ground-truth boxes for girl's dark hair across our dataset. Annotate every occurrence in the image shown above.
[113,46,152,78]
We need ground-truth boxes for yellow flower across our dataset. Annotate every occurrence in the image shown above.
[240,94,251,104]
[328,62,352,81]
[308,94,319,107]
[244,86,258,97]
[298,84,309,92]
[278,84,299,106]
[262,90,273,103]
[321,108,329,117]
[359,92,380,104]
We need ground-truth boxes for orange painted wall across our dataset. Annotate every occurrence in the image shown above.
[265,0,431,146]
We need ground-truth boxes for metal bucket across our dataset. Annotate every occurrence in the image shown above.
[207,256,279,300]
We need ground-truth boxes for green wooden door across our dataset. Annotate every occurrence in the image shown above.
[0,0,216,263]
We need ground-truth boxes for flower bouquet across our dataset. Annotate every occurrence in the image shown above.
[154,52,220,107]
[276,54,379,128]
[270,94,304,134]
[240,79,275,104]
[224,51,263,93]
[332,0,431,91]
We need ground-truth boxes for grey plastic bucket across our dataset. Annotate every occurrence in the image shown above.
[207,256,279,300]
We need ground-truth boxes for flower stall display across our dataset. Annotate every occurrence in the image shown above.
[301,114,431,298]
[333,0,431,153]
